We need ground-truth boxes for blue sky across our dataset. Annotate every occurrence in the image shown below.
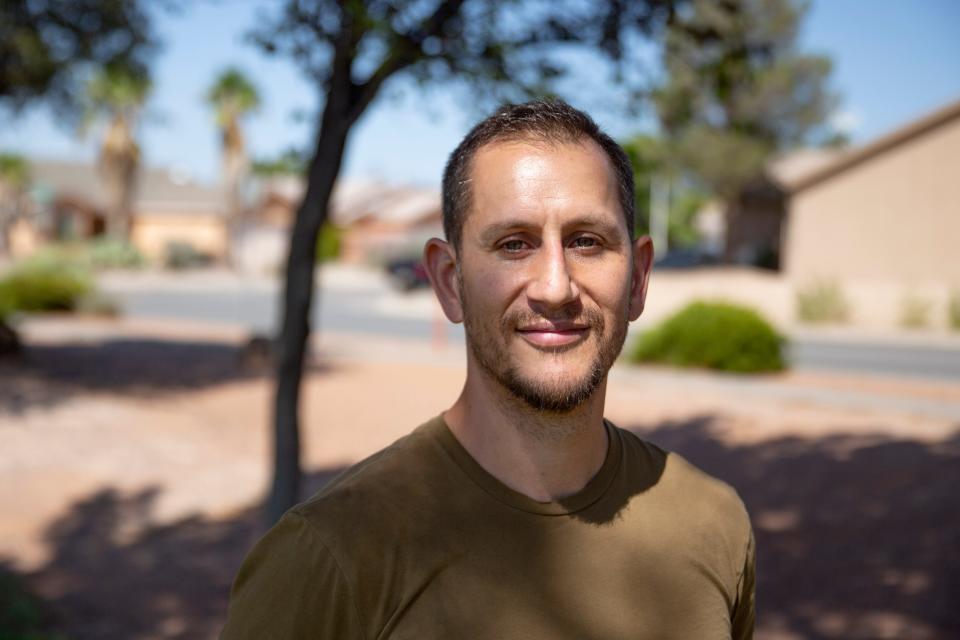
[2,0,959,187]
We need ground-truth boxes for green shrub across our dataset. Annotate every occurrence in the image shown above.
[0,282,14,321]
[631,300,786,373]
[25,240,145,271]
[899,293,932,329]
[0,256,92,312]
[164,241,211,270]
[948,291,960,331]
[795,279,849,324]
[316,223,342,263]
[84,238,146,269]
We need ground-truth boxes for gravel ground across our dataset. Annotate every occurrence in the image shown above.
[1,316,957,639]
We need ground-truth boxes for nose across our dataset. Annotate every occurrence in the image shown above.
[526,242,580,309]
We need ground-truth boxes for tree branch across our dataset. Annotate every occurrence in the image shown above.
[347,0,466,123]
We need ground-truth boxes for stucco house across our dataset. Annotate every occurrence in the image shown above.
[779,99,960,287]
[247,176,442,269]
[333,181,442,264]
[18,160,228,262]
[718,98,960,288]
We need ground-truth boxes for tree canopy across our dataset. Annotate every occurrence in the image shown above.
[206,68,262,230]
[654,0,837,199]
[0,0,157,113]
[0,154,30,191]
[248,0,682,119]
[206,68,261,128]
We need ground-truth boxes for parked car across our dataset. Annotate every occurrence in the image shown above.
[385,257,431,292]
[653,247,720,270]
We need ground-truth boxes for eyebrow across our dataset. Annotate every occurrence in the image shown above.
[478,214,625,245]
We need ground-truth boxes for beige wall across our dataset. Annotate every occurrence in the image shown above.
[131,213,228,262]
[784,116,960,286]
[8,218,39,258]
[341,218,443,265]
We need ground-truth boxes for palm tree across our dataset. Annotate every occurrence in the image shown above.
[0,153,30,256]
[85,65,151,241]
[206,68,261,254]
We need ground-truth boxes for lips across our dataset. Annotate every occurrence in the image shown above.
[516,322,590,347]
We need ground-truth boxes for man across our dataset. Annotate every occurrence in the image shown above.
[221,100,755,639]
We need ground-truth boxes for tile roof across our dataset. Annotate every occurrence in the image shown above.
[29,160,226,216]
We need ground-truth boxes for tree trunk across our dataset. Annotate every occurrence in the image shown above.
[222,123,247,269]
[99,117,138,242]
[0,319,21,357]
[103,169,135,241]
[266,105,351,526]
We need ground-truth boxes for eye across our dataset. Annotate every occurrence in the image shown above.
[570,236,600,250]
[500,239,529,253]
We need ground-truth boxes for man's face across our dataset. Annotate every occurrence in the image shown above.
[454,138,650,413]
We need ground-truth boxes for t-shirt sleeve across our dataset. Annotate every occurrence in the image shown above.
[730,528,756,640]
[220,509,364,640]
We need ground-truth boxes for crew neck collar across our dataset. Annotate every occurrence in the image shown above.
[428,414,623,516]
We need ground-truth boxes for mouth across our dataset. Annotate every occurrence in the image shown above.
[516,323,590,348]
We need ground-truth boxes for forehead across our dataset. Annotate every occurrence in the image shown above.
[465,138,622,235]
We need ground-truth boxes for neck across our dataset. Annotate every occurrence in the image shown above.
[444,363,609,503]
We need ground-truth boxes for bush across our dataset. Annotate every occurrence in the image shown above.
[164,241,211,270]
[0,255,93,313]
[631,300,786,373]
[0,282,14,321]
[795,279,849,324]
[316,223,342,263]
[948,291,960,331]
[84,238,146,269]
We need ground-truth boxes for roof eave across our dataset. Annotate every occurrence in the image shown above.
[789,97,960,193]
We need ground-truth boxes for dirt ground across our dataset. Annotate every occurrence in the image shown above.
[1,316,958,639]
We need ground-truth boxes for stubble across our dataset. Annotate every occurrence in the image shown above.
[458,268,630,416]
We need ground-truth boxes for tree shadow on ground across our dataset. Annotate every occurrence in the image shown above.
[9,468,347,640]
[634,417,960,639]
[0,337,329,414]
[5,417,959,639]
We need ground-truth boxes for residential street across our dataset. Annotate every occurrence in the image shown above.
[99,266,960,381]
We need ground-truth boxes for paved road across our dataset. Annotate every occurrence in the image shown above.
[788,339,960,381]
[107,285,461,340]
[103,276,960,381]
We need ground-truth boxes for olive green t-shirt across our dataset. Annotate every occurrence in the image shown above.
[221,416,755,639]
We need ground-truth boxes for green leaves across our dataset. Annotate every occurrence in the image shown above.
[654,0,837,198]
[631,300,786,373]
[0,0,157,114]
[206,68,262,126]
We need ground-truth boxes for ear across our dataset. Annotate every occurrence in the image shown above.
[628,234,654,321]
[423,238,463,323]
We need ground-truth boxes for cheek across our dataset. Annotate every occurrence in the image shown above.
[574,261,632,310]
[464,261,527,308]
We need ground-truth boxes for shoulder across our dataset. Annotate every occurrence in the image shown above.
[616,425,752,546]
[293,415,453,553]
[615,426,754,601]
[619,427,748,513]
[221,510,364,639]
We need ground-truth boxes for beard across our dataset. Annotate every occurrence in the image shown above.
[459,273,629,414]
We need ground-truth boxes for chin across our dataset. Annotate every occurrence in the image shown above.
[501,364,605,414]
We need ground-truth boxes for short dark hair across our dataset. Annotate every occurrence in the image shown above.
[441,99,635,252]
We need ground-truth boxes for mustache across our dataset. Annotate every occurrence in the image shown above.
[504,307,605,331]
